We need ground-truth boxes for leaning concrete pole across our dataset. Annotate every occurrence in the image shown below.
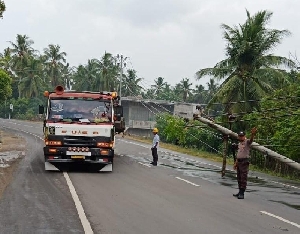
[196,116,300,171]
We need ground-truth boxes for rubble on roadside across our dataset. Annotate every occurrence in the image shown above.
[0,151,25,168]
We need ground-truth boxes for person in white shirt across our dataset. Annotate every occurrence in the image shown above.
[150,128,160,166]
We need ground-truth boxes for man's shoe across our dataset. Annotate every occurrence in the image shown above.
[233,189,241,197]
[150,162,154,165]
[237,189,245,199]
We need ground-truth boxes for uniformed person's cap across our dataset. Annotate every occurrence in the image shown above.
[238,131,245,136]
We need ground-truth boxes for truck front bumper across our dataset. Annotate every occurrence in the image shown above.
[43,146,114,171]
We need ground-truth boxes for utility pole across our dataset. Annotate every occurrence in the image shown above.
[195,115,300,172]
[221,134,229,177]
[221,114,236,177]
[117,54,127,105]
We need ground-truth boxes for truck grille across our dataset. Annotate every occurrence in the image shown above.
[63,136,96,147]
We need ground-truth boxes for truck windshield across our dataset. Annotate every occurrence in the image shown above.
[48,99,112,122]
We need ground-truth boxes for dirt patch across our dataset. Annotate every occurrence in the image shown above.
[0,130,26,199]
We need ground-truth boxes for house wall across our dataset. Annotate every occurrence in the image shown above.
[121,99,199,137]
[173,103,198,119]
[121,99,174,137]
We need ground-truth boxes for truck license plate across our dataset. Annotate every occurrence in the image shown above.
[71,155,85,159]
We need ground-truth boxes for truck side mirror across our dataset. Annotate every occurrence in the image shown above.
[114,106,123,120]
[39,105,44,114]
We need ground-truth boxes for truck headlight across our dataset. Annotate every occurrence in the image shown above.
[45,140,62,146]
[97,142,114,148]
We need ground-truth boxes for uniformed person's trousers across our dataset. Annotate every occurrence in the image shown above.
[151,148,158,165]
[237,159,249,189]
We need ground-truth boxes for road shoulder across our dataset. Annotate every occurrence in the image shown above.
[0,130,26,199]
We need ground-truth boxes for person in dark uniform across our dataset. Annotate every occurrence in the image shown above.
[150,128,160,166]
[233,127,257,199]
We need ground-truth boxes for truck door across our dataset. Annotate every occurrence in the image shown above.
[114,106,125,133]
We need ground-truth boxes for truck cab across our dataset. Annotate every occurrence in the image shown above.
[40,86,125,172]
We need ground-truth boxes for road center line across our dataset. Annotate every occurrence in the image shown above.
[176,177,200,187]
[64,172,94,234]
[138,162,151,168]
[260,211,300,229]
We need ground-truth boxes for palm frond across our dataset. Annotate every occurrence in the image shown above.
[196,68,233,80]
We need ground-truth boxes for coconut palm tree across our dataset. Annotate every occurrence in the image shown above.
[179,78,193,102]
[122,69,143,96]
[159,83,176,101]
[192,84,207,104]
[9,35,35,65]
[73,60,99,92]
[96,52,119,91]
[60,63,75,90]
[206,78,219,102]
[43,44,67,87]
[142,88,155,99]
[151,77,166,96]
[9,35,36,83]
[18,58,44,98]
[196,10,295,113]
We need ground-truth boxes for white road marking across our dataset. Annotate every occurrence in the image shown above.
[138,162,151,168]
[0,124,94,234]
[120,139,300,190]
[260,211,300,229]
[0,126,297,178]
[64,172,94,234]
[268,180,300,190]
[176,177,200,187]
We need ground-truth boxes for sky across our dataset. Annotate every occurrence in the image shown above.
[1,0,299,90]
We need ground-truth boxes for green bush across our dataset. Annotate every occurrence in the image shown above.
[0,97,44,120]
[155,113,222,154]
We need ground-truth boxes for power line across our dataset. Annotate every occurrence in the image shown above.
[122,79,223,155]
[205,95,300,106]
[206,103,300,118]
[209,111,300,125]
[122,61,224,142]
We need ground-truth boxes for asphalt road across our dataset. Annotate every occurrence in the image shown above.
[0,119,299,234]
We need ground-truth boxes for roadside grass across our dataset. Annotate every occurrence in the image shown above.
[250,165,300,182]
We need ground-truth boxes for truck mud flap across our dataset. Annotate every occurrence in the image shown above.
[99,163,113,172]
[45,162,60,171]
